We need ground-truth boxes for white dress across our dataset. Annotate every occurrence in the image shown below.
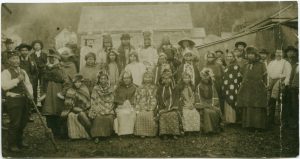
[114,100,136,135]
[125,62,146,86]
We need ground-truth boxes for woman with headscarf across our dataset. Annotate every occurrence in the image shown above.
[205,52,225,114]
[89,71,115,143]
[114,71,137,136]
[176,72,200,133]
[195,68,223,134]
[134,71,158,137]
[80,52,104,93]
[237,46,268,130]
[222,51,243,124]
[157,36,181,69]
[64,74,91,139]
[157,69,182,139]
[153,52,176,87]
[124,51,146,86]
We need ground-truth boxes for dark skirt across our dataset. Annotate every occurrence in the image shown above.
[202,108,222,133]
[241,107,267,129]
[159,111,181,136]
[91,114,114,137]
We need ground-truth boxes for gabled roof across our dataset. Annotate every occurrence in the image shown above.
[78,4,193,34]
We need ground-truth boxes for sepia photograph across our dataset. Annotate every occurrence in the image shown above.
[1,1,299,158]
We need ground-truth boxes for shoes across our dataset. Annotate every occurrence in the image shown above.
[28,116,34,122]
[9,146,21,152]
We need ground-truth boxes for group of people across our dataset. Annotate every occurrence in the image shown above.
[1,31,298,152]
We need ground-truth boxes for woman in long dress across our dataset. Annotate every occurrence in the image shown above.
[134,71,158,137]
[222,51,243,124]
[64,74,92,139]
[125,51,146,86]
[114,71,137,136]
[195,68,223,134]
[89,71,115,143]
[157,69,182,139]
[107,50,121,90]
[176,72,200,133]
[237,46,268,130]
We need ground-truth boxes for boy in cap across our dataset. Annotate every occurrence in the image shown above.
[1,51,33,152]
[117,33,135,69]
[2,38,15,70]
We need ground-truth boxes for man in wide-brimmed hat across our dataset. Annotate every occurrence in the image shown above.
[1,51,33,152]
[29,40,48,105]
[178,37,198,64]
[118,33,135,68]
[59,47,77,79]
[137,30,158,70]
[2,38,15,70]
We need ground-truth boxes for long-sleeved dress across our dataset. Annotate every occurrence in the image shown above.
[89,85,115,137]
[237,62,268,129]
[179,85,201,132]
[125,62,146,86]
[157,85,182,136]
[195,81,222,133]
[222,62,243,123]
[134,84,158,136]
[114,83,137,135]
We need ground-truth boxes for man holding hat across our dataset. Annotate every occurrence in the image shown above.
[117,33,135,69]
[1,51,33,152]
[137,30,158,70]
[2,38,15,70]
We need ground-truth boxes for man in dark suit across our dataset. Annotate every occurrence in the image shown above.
[29,40,48,105]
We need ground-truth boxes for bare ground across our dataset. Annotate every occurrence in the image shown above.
[2,114,299,158]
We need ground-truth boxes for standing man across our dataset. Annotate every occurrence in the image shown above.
[259,49,271,86]
[16,43,38,122]
[98,34,113,64]
[30,40,48,105]
[138,31,158,71]
[267,50,292,128]
[2,51,33,152]
[118,33,135,69]
[2,38,15,70]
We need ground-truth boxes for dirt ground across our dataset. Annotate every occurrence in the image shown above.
[2,114,299,158]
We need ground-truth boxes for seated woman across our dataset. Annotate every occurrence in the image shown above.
[125,51,146,86]
[64,74,92,139]
[195,68,222,134]
[89,71,115,143]
[80,52,104,93]
[176,72,200,133]
[157,70,182,140]
[134,71,158,137]
[114,71,137,136]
